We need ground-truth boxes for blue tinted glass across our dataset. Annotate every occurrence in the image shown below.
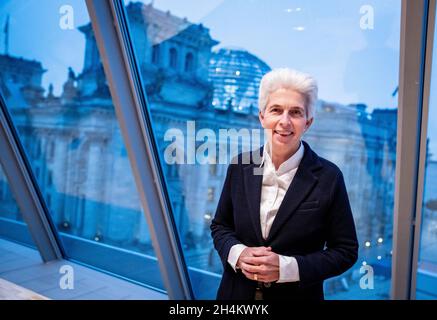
[0,164,36,248]
[125,0,400,299]
[0,0,164,292]
[416,6,437,300]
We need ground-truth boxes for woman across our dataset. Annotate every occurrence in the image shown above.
[210,68,358,300]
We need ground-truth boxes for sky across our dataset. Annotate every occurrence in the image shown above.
[0,0,89,94]
[0,0,435,159]
[147,0,401,110]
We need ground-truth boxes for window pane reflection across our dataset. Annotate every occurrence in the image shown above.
[0,164,36,247]
[416,5,437,299]
[0,0,164,292]
[125,0,400,299]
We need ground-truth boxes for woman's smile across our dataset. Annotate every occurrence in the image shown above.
[273,129,295,143]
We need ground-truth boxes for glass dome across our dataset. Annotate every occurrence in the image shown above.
[209,47,271,115]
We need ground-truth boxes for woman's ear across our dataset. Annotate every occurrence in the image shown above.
[259,110,265,127]
[305,117,314,130]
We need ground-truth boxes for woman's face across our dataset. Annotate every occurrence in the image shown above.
[259,88,313,158]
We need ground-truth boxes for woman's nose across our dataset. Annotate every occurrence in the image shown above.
[279,113,291,125]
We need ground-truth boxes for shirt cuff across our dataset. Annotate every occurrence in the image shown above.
[277,255,300,283]
[227,244,248,272]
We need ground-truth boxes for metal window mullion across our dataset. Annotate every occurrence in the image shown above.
[85,0,193,299]
[392,0,430,300]
[0,95,63,262]
[410,0,437,300]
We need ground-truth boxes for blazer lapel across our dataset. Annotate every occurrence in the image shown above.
[266,142,321,243]
[243,157,265,245]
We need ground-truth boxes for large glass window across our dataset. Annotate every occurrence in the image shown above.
[125,0,401,299]
[0,0,164,292]
[0,164,36,248]
[416,6,437,299]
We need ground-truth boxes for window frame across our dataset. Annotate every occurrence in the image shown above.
[391,0,436,299]
[85,0,193,299]
[410,0,437,300]
[0,94,63,261]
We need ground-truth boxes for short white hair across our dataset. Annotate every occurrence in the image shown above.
[258,68,318,119]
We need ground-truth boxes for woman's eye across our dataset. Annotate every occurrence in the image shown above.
[291,109,303,116]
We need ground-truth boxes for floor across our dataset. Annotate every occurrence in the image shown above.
[0,278,49,300]
[0,238,168,300]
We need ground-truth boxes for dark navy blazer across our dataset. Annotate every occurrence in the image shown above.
[210,141,359,300]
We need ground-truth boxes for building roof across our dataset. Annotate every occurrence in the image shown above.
[0,54,45,73]
[126,2,218,46]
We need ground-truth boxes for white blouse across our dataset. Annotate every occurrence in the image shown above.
[227,141,304,283]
